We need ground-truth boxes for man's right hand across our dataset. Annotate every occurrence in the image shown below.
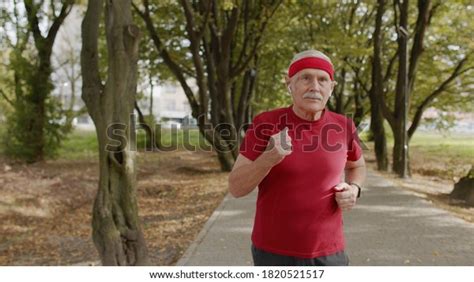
[260,127,293,167]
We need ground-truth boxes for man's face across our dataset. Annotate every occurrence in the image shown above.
[286,68,334,114]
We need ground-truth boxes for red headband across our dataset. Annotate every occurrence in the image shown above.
[288,57,334,80]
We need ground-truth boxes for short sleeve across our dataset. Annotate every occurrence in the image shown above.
[347,119,362,162]
[239,114,273,161]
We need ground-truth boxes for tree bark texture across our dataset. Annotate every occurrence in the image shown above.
[81,0,149,265]
[370,0,388,171]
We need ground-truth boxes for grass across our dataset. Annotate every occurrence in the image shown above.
[61,128,472,161]
[0,122,209,159]
[360,124,473,165]
[56,128,210,160]
[409,131,473,180]
[141,128,210,150]
[361,129,473,180]
[57,130,99,160]
[409,131,474,161]
[1,122,472,179]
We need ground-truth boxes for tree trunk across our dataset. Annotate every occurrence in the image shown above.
[216,150,236,172]
[148,72,154,117]
[11,0,74,162]
[385,0,434,177]
[335,68,346,114]
[392,122,411,176]
[370,0,388,171]
[392,0,410,177]
[81,0,149,265]
[353,83,365,126]
[370,106,388,171]
[134,0,282,172]
[235,67,257,135]
[26,66,50,162]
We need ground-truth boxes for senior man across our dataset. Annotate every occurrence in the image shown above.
[228,50,366,266]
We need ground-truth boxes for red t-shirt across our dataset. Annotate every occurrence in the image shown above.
[239,105,362,258]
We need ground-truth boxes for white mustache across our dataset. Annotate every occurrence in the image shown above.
[303,92,323,100]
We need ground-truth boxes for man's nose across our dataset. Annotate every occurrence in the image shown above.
[308,78,321,91]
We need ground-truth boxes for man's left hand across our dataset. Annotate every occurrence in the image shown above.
[334,182,358,211]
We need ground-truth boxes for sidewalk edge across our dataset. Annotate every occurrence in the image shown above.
[175,193,232,266]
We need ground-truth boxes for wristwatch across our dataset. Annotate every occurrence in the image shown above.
[349,182,362,198]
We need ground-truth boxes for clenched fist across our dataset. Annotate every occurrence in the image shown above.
[260,127,293,167]
[334,182,358,211]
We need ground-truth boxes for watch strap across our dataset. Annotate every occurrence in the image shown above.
[350,182,362,198]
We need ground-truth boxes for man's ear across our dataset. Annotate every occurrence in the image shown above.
[329,80,337,96]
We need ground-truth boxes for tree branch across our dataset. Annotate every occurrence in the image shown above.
[135,0,200,115]
[80,0,104,114]
[24,0,45,48]
[196,0,212,39]
[178,0,210,116]
[221,7,239,59]
[408,56,470,138]
[383,49,399,83]
[407,0,432,93]
[230,1,282,78]
[233,0,250,72]
[46,0,74,46]
[0,89,15,106]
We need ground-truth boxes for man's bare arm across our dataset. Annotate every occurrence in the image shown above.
[344,156,367,187]
[228,128,293,198]
[228,154,274,198]
[335,156,367,211]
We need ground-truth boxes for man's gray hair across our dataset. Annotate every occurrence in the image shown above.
[289,50,333,67]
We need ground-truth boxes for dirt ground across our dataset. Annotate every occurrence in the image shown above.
[364,151,474,223]
[1,145,472,265]
[0,150,228,265]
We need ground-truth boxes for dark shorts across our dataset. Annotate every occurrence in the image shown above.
[251,244,349,266]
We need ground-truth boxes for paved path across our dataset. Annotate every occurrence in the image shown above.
[177,170,474,266]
